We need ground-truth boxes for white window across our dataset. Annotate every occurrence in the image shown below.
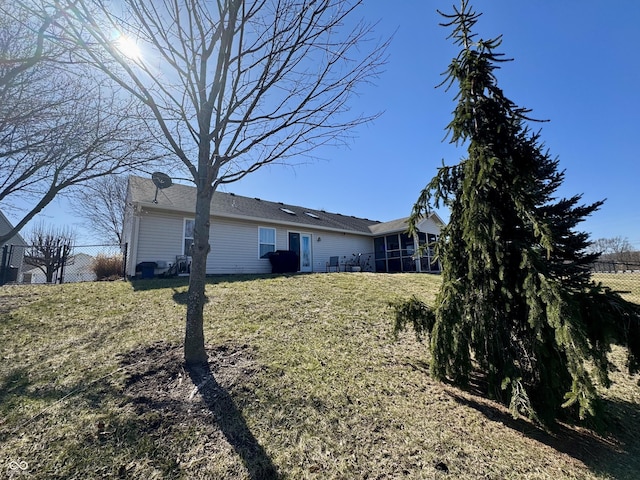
[183,219,195,255]
[259,227,276,258]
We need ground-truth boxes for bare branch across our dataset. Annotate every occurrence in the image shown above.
[70,174,128,243]
[0,1,166,245]
[47,0,389,364]
[23,221,76,283]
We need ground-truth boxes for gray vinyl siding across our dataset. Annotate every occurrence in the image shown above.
[1,211,27,281]
[125,176,443,276]
[208,218,272,274]
[207,218,373,274]
[131,210,379,275]
[308,232,373,272]
[416,216,441,236]
[136,212,184,265]
[0,212,27,248]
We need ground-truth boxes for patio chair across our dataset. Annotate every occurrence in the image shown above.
[326,256,340,272]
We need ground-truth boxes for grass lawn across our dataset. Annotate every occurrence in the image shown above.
[592,273,640,305]
[1,273,639,479]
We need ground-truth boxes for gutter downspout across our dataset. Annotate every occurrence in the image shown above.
[128,205,141,277]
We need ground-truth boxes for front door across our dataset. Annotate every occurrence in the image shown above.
[289,232,313,272]
[300,233,312,272]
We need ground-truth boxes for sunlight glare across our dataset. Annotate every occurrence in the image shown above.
[116,34,141,61]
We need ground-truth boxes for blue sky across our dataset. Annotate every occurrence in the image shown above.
[14,1,640,248]
[232,1,640,248]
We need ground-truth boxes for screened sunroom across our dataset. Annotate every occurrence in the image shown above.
[373,231,440,273]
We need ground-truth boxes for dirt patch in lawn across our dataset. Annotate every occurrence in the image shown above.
[119,341,260,405]
[117,341,279,479]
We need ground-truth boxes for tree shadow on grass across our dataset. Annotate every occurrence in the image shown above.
[1,341,278,478]
[120,341,279,479]
[444,386,640,479]
[171,288,203,305]
[0,367,31,407]
[187,361,279,479]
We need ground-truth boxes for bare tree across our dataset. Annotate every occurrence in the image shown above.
[0,2,164,245]
[588,236,639,267]
[588,236,633,256]
[71,175,128,244]
[24,222,75,283]
[51,0,389,364]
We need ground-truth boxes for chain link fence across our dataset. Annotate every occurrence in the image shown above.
[591,260,640,305]
[1,242,638,304]
[0,243,126,285]
[591,260,640,274]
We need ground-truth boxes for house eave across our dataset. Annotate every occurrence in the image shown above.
[134,201,374,237]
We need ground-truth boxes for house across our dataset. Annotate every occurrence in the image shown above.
[0,211,27,283]
[22,253,96,284]
[123,176,444,277]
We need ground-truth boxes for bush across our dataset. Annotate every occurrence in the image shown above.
[92,254,124,281]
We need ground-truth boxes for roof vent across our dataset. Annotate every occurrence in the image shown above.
[255,197,261,201]
[280,208,296,215]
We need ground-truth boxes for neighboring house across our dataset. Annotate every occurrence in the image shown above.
[123,176,444,277]
[0,211,27,283]
[22,253,97,284]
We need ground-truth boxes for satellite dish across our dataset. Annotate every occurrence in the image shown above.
[151,172,172,203]
[152,171,172,189]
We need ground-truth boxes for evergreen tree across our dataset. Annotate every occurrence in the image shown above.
[409,1,640,423]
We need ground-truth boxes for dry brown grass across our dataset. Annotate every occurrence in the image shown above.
[1,273,639,479]
[593,272,640,304]
[91,253,124,280]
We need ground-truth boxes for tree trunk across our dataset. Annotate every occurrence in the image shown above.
[184,179,214,365]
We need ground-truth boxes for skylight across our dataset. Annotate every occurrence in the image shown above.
[304,212,320,219]
[280,208,296,215]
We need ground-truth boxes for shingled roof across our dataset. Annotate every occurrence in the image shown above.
[128,176,382,235]
[369,217,412,235]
